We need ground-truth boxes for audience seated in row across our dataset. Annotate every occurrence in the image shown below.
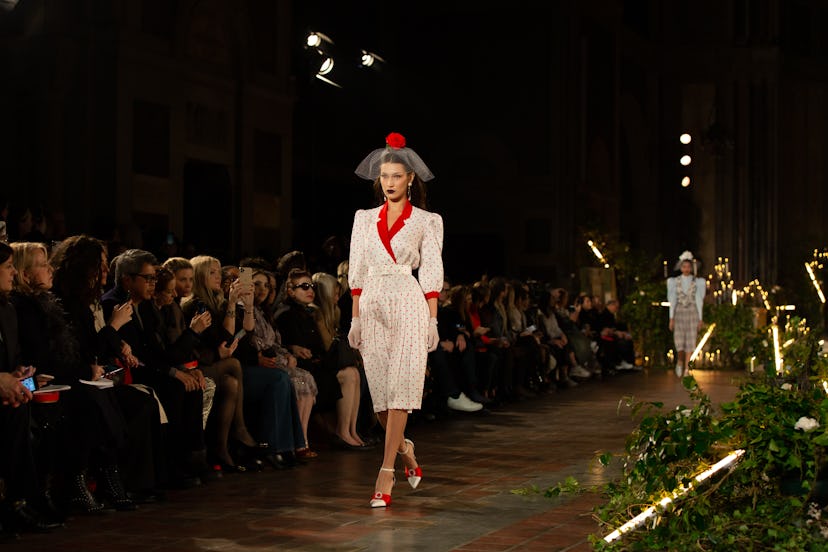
[0,234,639,538]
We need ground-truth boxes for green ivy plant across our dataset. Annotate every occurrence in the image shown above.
[704,302,769,371]
[589,371,828,550]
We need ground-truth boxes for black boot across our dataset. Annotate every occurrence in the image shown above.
[97,466,136,512]
[31,490,66,525]
[66,472,106,515]
[4,500,61,533]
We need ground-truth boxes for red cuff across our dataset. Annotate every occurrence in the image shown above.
[351,288,362,297]
[424,291,440,300]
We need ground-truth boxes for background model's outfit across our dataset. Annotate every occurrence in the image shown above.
[348,200,443,412]
[667,275,707,352]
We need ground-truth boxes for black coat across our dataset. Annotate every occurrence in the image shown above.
[59,297,122,372]
[0,299,20,373]
[102,287,195,379]
[437,305,468,342]
[10,291,86,384]
[275,300,327,367]
[180,298,235,368]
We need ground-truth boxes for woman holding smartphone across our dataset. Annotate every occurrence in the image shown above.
[347,132,443,508]
[184,256,304,470]
[0,241,56,534]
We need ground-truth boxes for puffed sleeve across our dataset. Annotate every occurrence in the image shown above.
[418,212,444,299]
[695,278,706,321]
[348,210,367,297]
[666,277,677,319]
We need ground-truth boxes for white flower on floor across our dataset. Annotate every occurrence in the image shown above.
[794,416,819,432]
[781,383,792,391]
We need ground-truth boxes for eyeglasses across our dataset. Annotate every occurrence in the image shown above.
[132,273,158,283]
[292,282,316,291]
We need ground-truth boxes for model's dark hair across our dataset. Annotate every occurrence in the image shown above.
[51,234,106,308]
[373,173,428,209]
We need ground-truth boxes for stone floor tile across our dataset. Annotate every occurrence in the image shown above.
[4,369,738,552]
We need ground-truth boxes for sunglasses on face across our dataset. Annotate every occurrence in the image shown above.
[292,282,316,291]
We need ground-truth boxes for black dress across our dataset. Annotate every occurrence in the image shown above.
[275,300,342,411]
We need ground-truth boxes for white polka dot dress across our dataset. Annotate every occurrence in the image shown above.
[348,200,444,412]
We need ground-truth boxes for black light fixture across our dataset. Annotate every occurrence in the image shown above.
[305,31,334,51]
[359,50,386,69]
[302,30,388,88]
[315,56,342,88]
[303,30,342,88]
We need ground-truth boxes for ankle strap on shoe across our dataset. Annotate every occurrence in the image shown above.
[379,467,395,473]
[397,438,413,455]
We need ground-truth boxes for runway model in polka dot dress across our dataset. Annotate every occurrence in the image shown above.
[347,132,443,508]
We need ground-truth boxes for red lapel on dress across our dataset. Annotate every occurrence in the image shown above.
[376,200,413,263]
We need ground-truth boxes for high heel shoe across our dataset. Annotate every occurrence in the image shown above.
[398,438,422,489]
[369,467,395,508]
[231,440,268,471]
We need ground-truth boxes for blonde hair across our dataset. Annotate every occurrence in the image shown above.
[184,255,225,314]
[11,242,49,295]
[336,260,349,293]
[312,272,340,350]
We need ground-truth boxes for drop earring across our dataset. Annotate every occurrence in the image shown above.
[407,184,412,199]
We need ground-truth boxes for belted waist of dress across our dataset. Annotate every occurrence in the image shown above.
[368,264,412,276]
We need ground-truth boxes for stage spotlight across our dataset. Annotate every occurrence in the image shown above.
[680,155,692,166]
[681,176,691,187]
[305,31,334,49]
[318,57,334,76]
[680,133,692,144]
[314,57,342,87]
[360,50,386,68]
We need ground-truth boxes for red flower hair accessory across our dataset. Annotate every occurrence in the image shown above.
[385,132,406,149]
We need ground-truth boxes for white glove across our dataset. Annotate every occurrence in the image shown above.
[348,317,362,349]
[427,318,440,352]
